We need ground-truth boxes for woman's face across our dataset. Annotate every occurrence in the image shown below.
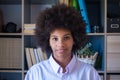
[49,28,74,59]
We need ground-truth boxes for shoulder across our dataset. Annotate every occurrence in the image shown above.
[25,59,50,80]
[76,58,97,73]
[76,59,101,80]
[31,59,49,70]
[27,59,50,74]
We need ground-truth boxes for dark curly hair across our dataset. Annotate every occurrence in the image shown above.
[35,4,87,54]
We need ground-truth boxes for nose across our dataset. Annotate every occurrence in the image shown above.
[57,39,65,47]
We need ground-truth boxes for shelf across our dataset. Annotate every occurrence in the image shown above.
[23,31,106,36]
[87,33,105,36]
[98,70,105,74]
[0,70,22,73]
[106,33,120,36]
[23,33,34,36]
[23,70,27,73]
[0,0,120,80]
[0,3,22,33]
[0,33,22,36]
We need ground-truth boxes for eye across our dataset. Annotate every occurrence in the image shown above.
[64,36,70,40]
[52,37,58,41]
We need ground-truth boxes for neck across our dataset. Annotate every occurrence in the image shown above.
[53,54,72,69]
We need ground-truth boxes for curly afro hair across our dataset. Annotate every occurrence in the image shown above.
[35,4,87,54]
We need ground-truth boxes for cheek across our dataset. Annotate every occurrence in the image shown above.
[49,40,55,49]
[50,43,56,53]
[70,43,74,49]
[67,41,74,49]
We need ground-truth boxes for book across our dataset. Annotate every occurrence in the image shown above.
[59,0,69,6]
[34,48,39,63]
[25,48,32,69]
[78,0,91,33]
[71,0,79,10]
[43,51,48,60]
[64,0,69,6]
[29,48,36,65]
[24,24,36,30]
[59,0,64,4]
[37,48,44,61]
[23,29,35,34]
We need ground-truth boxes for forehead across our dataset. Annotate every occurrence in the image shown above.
[50,28,71,35]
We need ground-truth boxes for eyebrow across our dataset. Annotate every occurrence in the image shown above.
[50,34,72,37]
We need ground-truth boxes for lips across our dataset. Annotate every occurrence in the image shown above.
[56,49,66,53]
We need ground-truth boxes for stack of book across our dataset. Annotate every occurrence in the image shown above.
[59,0,91,33]
[59,0,69,6]
[24,24,36,35]
[25,47,47,69]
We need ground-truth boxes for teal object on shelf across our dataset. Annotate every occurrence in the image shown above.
[78,0,91,33]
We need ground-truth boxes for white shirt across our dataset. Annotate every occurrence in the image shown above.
[25,55,101,80]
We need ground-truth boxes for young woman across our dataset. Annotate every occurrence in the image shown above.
[25,4,101,80]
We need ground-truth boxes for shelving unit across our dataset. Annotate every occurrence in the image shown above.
[106,0,120,80]
[0,0,120,80]
[0,0,22,80]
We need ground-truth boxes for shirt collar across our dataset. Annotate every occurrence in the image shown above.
[66,55,76,73]
[49,54,77,74]
[49,55,60,73]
